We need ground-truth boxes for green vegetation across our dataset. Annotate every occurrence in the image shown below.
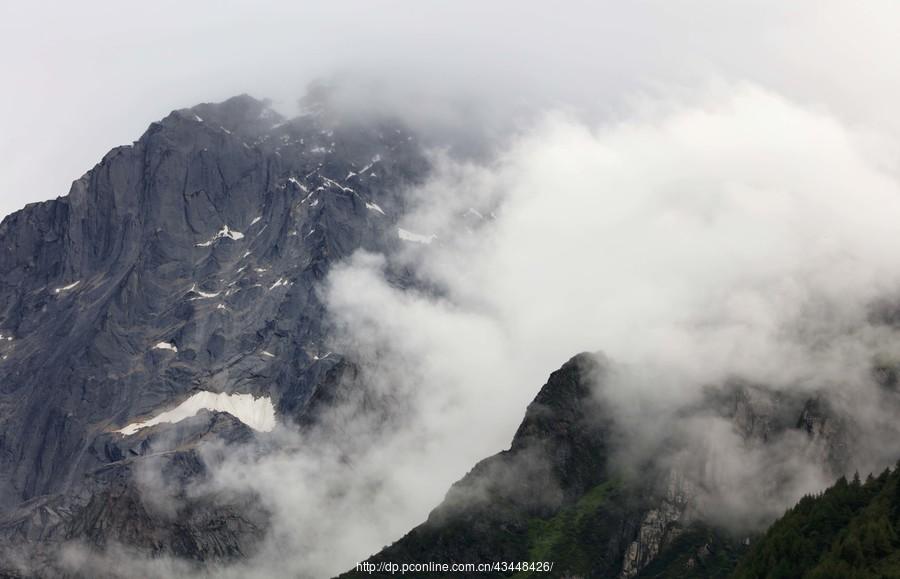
[516,464,900,578]
[526,481,617,560]
[512,480,622,578]
[733,465,900,579]
[343,462,900,579]
[636,524,746,578]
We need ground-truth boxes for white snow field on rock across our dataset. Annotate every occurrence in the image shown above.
[118,391,276,435]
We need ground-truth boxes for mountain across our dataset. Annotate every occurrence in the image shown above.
[0,94,428,575]
[733,465,900,578]
[2,92,900,579]
[339,352,891,579]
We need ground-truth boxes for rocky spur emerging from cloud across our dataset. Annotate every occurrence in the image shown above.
[304,83,900,570]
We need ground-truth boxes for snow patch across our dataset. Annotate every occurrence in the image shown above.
[196,225,244,247]
[193,115,203,122]
[250,216,262,226]
[54,281,80,294]
[117,391,276,435]
[189,284,220,300]
[153,342,178,353]
[366,202,386,215]
[358,156,380,175]
[321,175,354,193]
[298,189,316,204]
[398,229,437,244]
[288,177,309,192]
[261,351,275,358]
[270,278,288,290]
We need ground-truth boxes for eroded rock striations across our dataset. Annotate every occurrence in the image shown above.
[0,94,427,575]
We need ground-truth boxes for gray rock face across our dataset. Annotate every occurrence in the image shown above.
[619,471,695,579]
[0,94,428,571]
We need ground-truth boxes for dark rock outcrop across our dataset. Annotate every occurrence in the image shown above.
[339,355,881,579]
[338,353,658,579]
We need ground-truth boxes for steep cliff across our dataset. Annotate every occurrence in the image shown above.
[0,94,428,574]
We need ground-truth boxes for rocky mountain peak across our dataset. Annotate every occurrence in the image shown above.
[0,93,428,531]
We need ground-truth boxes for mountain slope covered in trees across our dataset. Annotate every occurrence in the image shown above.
[734,465,900,579]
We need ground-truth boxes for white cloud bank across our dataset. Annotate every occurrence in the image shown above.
[5,1,900,218]
[155,83,900,578]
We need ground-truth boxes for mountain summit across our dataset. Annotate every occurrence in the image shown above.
[0,95,428,574]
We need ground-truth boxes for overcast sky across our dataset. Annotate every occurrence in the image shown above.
[2,1,900,219]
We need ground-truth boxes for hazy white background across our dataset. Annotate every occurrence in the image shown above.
[2,1,900,218]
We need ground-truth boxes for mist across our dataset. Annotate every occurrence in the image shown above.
[48,80,900,578]
[307,84,900,548]
[7,1,900,577]
[4,1,900,217]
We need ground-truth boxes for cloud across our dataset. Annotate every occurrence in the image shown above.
[398,84,900,394]
[4,1,900,217]
[106,82,900,577]
[404,84,900,519]
[320,83,900,552]
[8,2,900,574]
